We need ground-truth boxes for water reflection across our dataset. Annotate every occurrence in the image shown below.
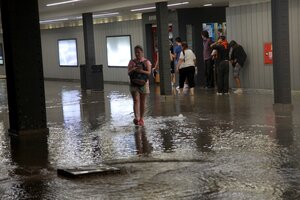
[160,127,174,153]
[81,91,106,131]
[273,107,294,147]
[62,90,81,126]
[109,91,132,126]
[134,127,153,156]
[9,133,49,199]
[272,107,300,199]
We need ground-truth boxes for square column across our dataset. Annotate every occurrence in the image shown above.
[271,0,292,104]
[0,0,48,135]
[156,2,172,95]
[81,13,104,91]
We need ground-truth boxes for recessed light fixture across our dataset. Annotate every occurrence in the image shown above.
[93,12,120,18]
[46,0,81,7]
[75,12,120,19]
[168,2,189,7]
[203,3,213,7]
[131,1,189,12]
[130,6,156,12]
[40,18,69,23]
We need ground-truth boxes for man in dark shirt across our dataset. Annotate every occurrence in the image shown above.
[201,31,214,88]
[229,40,247,94]
[211,36,229,95]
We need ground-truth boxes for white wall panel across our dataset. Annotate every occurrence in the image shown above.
[41,27,84,80]
[41,20,143,82]
[227,2,273,89]
[94,20,143,83]
[289,0,300,90]
[227,0,300,90]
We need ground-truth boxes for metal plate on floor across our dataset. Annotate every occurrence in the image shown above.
[57,164,120,178]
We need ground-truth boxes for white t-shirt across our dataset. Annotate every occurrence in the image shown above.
[179,49,196,69]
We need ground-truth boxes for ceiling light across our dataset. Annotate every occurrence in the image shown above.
[93,12,120,18]
[131,6,156,12]
[75,12,120,20]
[168,2,189,7]
[40,18,69,23]
[46,0,81,7]
[203,3,213,7]
[131,2,189,12]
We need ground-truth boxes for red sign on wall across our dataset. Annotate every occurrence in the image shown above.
[264,43,273,64]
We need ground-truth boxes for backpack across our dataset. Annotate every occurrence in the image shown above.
[129,59,149,86]
[237,45,247,66]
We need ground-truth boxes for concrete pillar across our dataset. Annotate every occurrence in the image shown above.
[82,13,104,91]
[0,0,48,135]
[271,0,292,104]
[83,13,96,67]
[156,2,172,95]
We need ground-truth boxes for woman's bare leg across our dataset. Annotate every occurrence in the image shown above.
[139,93,148,121]
[131,91,140,121]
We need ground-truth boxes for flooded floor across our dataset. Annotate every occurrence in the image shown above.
[0,80,300,199]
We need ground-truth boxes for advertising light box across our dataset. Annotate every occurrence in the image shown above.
[58,39,78,67]
[106,35,132,67]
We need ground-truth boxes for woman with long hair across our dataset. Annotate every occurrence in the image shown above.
[128,45,152,126]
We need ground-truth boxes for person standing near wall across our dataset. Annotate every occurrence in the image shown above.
[176,42,196,96]
[169,39,176,86]
[201,30,214,89]
[211,36,229,95]
[173,37,189,90]
[128,45,152,126]
[229,40,247,94]
[174,37,183,67]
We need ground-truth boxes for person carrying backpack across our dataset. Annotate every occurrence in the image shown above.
[128,45,152,126]
[229,40,247,94]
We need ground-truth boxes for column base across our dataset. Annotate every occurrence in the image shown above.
[273,103,293,113]
[9,128,49,138]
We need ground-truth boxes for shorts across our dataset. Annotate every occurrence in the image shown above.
[233,63,241,78]
[170,62,175,74]
[130,82,150,94]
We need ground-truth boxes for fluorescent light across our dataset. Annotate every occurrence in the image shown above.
[93,12,120,18]
[131,2,189,12]
[131,6,156,12]
[40,18,69,23]
[75,12,120,20]
[203,3,213,7]
[168,2,189,7]
[46,0,80,7]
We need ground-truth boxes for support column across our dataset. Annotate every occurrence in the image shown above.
[82,13,103,91]
[83,13,96,67]
[271,0,292,104]
[0,0,48,135]
[156,2,172,95]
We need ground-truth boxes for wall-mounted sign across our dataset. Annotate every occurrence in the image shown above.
[264,43,273,65]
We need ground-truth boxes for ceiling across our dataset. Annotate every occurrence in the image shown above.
[38,0,230,21]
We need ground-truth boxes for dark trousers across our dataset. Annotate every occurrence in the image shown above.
[179,66,195,88]
[216,60,229,93]
[204,58,214,88]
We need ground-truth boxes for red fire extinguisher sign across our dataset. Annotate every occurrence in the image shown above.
[264,43,273,64]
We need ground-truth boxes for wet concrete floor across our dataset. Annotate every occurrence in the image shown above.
[0,80,300,199]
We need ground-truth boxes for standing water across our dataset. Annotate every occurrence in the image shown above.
[0,80,300,199]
